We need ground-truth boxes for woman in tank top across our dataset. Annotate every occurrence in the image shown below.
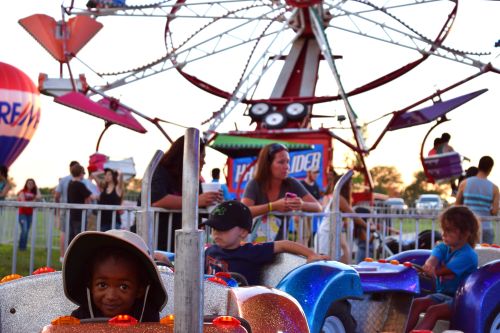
[98,168,123,231]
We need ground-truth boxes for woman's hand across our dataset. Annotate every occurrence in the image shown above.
[199,191,221,207]
[271,198,288,212]
[285,196,303,211]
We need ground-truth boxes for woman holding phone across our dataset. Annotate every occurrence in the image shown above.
[241,143,322,240]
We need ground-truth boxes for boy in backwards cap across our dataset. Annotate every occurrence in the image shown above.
[63,229,167,321]
[203,200,329,285]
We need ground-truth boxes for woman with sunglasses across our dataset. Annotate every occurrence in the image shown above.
[241,143,322,240]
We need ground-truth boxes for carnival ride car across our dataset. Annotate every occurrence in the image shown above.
[2,244,498,333]
[18,0,500,202]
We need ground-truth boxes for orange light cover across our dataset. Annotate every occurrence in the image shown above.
[378,259,387,263]
[481,243,490,247]
[207,276,228,286]
[390,260,399,265]
[51,316,80,325]
[0,274,23,284]
[215,272,232,279]
[364,257,374,262]
[109,314,138,326]
[403,262,412,268]
[212,316,241,327]
[160,314,175,325]
[33,266,56,275]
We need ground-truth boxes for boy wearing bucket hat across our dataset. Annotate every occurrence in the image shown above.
[203,201,329,285]
[63,229,167,322]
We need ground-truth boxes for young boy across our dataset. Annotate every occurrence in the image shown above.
[63,229,167,321]
[203,201,330,285]
[404,206,479,332]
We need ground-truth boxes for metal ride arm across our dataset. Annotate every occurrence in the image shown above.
[328,170,354,261]
[309,6,374,189]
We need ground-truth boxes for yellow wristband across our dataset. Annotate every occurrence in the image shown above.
[268,202,273,212]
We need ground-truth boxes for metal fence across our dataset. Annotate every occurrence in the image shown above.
[1,198,498,274]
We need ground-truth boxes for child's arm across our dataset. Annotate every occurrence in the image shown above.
[274,240,330,262]
[422,255,454,277]
[422,255,439,276]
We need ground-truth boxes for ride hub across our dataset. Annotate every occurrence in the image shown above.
[285,0,321,8]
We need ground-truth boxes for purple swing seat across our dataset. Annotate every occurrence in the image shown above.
[423,152,463,181]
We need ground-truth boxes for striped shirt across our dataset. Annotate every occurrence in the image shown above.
[463,177,494,230]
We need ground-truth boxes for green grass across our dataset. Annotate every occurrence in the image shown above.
[0,244,62,278]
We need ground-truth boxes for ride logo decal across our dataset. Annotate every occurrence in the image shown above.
[230,144,324,191]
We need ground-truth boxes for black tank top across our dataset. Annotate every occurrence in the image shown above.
[98,187,121,230]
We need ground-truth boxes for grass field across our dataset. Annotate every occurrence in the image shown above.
[0,244,62,278]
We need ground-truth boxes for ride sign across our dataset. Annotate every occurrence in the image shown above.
[229,144,324,193]
[0,62,41,167]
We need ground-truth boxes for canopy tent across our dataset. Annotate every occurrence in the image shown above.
[209,134,313,158]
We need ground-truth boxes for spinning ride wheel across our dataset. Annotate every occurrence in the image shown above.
[61,0,496,187]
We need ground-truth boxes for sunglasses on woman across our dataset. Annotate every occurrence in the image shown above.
[267,143,288,160]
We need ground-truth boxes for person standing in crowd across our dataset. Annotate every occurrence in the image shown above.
[455,156,499,244]
[82,168,101,231]
[151,136,221,251]
[17,178,41,250]
[300,166,322,245]
[241,143,322,241]
[317,171,370,263]
[98,168,124,231]
[300,166,322,201]
[211,167,234,200]
[54,160,80,259]
[0,165,11,200]
[67,164,93,243]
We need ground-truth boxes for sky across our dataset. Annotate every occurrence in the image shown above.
[1,0,499,194]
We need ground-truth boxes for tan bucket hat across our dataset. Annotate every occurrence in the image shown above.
[63,230,167,312]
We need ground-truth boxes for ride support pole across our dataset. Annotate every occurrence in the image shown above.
[137,150,164,252]
[174,128,204,333]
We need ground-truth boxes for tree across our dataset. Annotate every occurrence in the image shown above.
[402,171,449,205]
[370,166,404,197]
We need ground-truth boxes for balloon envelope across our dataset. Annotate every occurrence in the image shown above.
[0,62,41,167]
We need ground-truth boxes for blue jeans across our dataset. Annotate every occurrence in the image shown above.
[18,214,33,250]
[482,228,494,244]
[356,240,374,264]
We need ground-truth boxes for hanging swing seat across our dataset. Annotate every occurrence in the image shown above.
[423,152,463,182]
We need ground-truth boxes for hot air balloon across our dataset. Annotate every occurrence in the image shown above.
[0,62,41,167]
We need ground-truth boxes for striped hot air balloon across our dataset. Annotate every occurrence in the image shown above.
[0,62,41,167]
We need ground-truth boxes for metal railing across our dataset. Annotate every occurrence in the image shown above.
[1,198,499,273]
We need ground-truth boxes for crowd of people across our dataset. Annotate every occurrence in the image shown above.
[1,137,498,331]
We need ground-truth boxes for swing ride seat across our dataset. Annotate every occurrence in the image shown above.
[423,151,463,182]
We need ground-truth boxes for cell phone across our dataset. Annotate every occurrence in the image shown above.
[285,192,297,199]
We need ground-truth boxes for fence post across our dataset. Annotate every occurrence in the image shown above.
[137,150,163,252]
[174,128,204,333]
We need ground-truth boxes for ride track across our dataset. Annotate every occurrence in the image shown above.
[28,0,500,189]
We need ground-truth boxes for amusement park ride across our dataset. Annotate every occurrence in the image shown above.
[15,0,500,196]
[1,2,500,332]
